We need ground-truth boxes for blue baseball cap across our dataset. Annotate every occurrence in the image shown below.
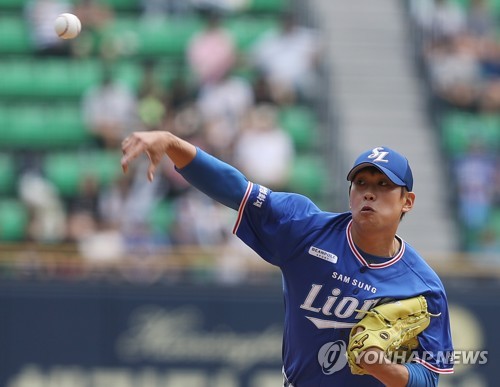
[346,146,414,191]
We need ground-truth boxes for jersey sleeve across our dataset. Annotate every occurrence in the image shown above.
[176,147,249,211]
[404,362,439,387]
[233,182,323,267]
[412,288,455,374]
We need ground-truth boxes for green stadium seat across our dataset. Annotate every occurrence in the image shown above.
[0,59,92,98]
[0,154,16,195]
[0,0,281,13]
[477,114,500,148]
[288,154,327,200]
[449,0,469,8]
[148,200,176,234]
[440,111,471,155]
[0,104,92,150]
[0,0,23,9]
[0,0,139,12]
[440,111,500,156]
[43,151,122,197]
[488,209,500,236]
[0,104,8,130]
[469,208,500,251]
[33,59,102,98]
[0,58,153,98]
[224,17,278,51]
[0,17,32,54]
[100,0,140,12]
[3,105,50,149]
[448,0,500,13]
[114,59,186,92]
[108,15,277,57]
[0,60,33,97]
[45,104,92,147]
[0,199,28,241]
[487,0,500,15]
[112,61,142,91]
[247,0,289,13]
[110,17,202,57]
[279,105,318,151]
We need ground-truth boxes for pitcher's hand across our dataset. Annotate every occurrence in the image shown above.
[121,131,169,182]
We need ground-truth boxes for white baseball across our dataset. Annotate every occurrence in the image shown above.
[54,13,81,40]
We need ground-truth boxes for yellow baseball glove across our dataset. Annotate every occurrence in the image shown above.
[347,295,437,375]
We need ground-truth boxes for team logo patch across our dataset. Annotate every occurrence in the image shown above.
[309,246,338,264]
[252,185,269,208]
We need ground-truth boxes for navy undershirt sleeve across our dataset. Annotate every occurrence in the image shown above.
[176,148,249,211]
[405,362,439,387]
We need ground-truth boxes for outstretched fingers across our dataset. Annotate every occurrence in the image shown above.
[120,137,142,173]
[121,135,146,174]
[145,151,158,182]
[121,134,162,182]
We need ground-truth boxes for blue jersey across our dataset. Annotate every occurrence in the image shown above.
[177,148,454,386]
[233,182,454,386]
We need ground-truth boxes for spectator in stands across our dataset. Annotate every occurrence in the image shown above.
[187,9,237,87]
[411,0,500,254]
[24,0,74,56]
[475,226,500,254]
[410,0,466,42]
[137,60,168,131]
[466,0,496,39]
[187,8,253,159]
[168,189,231,246]
[160,105,209,199]
[233,104,295,191]
[453,140,496,249]
[98,161,162,231]
[81,67,140,149]
[495,162,500,206]
[196,71,254,159]
[425,33,500,112]
[424,35,482,110]
[165,76,193,113]
[97,173,133,231]
[94,157,171,259]
[71,175,127,264]
[195,72,253,123]
[252,73,277,105]
[470,36,500,112]
[18,172,67,243]
[160,76,195,134]
[250,11,321,104]
[65,174,100,243]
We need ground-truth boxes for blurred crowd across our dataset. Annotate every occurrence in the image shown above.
[15,0,324,269]
[408,0,500,253]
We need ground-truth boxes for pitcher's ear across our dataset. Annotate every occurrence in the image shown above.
[402,191,415,213]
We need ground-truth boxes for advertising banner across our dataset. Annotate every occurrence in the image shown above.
[0,277,497,386]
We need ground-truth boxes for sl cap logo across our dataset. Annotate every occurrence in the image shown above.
[367,147,389,163]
